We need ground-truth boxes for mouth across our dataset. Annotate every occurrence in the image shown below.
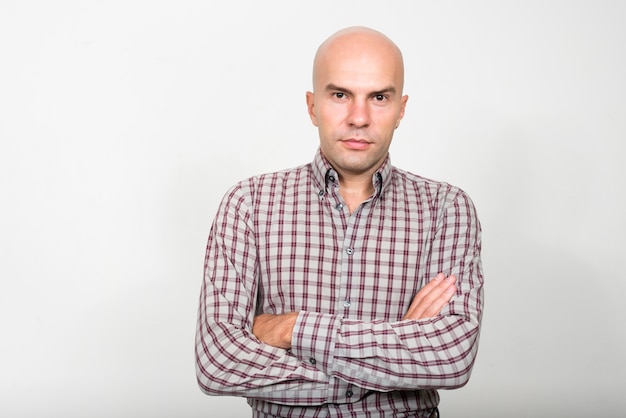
[340,138,372,150]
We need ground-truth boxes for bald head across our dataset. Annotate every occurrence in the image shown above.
[305,26,409,182]
[312,26,405,93]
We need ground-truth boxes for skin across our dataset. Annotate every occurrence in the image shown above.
[306,26,408,212]
[252,27,457,350]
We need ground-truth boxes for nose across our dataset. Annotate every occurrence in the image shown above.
[347,99,371,128]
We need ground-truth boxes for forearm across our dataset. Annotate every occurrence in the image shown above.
[195,286,332,403]
[289,293,482,393]
[333,312,481,389]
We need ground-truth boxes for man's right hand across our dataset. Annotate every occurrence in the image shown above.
[252,312,298,350]
[402,273,457,320]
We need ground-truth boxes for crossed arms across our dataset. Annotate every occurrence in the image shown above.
[252,272,458,350]
[195,179,484,404]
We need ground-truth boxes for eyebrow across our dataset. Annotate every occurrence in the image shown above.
[324,83,397,96]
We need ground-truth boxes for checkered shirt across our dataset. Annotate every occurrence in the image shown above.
[196,149,484,417]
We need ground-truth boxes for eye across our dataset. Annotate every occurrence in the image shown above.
[334,92,345,99]
[374,94,386,102]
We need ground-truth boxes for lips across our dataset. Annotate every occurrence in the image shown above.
[341,138,372,150]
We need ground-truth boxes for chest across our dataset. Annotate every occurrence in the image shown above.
[253,188,440,321]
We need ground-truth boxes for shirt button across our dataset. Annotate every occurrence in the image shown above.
[309,358,316,365]
[329,175,336,182]
[346,248,354,255]
[335,203,343,211]
[346,390,353,397]
[318,189,325,197]
[343,300,351,308]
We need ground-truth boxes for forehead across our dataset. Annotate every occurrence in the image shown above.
[314,34,403,91]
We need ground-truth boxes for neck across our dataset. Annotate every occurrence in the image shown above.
[339,174,374,195]
[337,172,375,214]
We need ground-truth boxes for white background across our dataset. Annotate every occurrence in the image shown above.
[1,1,625,417]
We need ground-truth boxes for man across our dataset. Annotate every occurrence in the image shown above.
[196,26,484,418]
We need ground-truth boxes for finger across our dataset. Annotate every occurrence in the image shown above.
[416,282,456,318]
[404,275,456,320]
[404,273,445,316]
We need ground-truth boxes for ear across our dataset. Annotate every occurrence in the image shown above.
[395,94,409,129]
[306,91,319,126]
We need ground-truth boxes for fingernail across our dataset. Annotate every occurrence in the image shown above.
[435,273,444,281]
[445,275,456,283]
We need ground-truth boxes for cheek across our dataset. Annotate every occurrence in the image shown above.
[319,101,346,120]
[317,107,333,123]
[316,112,340,133]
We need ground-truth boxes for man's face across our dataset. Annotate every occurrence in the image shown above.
[306,33,408,179]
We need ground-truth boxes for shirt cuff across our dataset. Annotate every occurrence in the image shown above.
[291,311,341,376]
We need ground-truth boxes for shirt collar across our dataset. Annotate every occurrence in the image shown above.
[311,148,393,198]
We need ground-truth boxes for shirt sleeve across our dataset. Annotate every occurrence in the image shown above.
[195,184,333,405]
[290,187,484,391]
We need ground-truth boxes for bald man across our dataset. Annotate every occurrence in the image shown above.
[196,27,484,418]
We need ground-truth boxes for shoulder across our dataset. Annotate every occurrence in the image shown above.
[389,166,480,224]
[391,167,470,202]
[221,162,314,204]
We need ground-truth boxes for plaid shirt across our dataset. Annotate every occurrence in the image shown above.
[196,149,484,417]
